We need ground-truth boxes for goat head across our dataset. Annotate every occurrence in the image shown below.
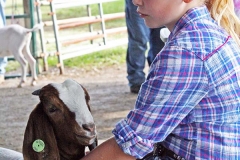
[22,79,97,160]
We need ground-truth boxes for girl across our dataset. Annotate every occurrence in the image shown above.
[82,0,240,159]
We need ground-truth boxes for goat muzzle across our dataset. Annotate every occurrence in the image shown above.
[82,123,95,132]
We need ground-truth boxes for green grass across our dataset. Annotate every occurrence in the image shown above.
[5,0,127,70]
[48,45,127,68]
[46,1,127,68]
[5,61,20,72]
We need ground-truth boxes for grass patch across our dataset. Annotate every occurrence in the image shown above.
[47,45,127,68]
[5,61,20,72]
[5,0,127,71]
[40,1,124,21]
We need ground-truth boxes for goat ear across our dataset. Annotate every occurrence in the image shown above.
[22,103,60,160]
[32,89,41,96]
[80,85,92,111]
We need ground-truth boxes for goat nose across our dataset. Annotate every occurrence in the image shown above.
[82,123,95,132]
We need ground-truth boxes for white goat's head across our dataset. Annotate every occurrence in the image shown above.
[23,79,97,160]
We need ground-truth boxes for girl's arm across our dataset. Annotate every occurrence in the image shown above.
[81,137,136,160]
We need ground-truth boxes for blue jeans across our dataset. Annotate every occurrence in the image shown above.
[0,0,7,75]
[125,0,165,87]
[0,0,6,27]
[0,57,7,74]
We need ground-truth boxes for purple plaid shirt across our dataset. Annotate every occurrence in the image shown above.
[113,6,240,159]
[234,0,240,18]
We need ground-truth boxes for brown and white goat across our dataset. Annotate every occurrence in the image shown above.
[0,24,42,87]
[22,79,98,160]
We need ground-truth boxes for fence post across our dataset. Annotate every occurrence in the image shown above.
[23,0,38,73]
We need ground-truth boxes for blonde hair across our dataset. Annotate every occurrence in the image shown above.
[206,0,240,46]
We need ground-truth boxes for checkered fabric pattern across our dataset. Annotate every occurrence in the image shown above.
[113,6,240,159]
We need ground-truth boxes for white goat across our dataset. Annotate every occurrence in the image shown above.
[0,24,42,87]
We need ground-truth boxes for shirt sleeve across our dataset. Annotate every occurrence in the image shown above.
[112,46,209,159]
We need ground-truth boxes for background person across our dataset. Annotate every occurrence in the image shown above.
[0,0,8,84]
[125,0,165,93]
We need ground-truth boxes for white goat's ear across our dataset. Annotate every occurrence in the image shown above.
[32,89,41,96]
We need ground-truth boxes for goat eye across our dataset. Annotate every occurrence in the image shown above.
[48,106,57,113]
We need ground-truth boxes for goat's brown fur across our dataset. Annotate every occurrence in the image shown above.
[23,82,97,160]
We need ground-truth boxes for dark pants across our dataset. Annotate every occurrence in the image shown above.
[125,0,165,87]
[138,143,185,160]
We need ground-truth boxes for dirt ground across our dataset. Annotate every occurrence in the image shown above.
[0,64,139,153]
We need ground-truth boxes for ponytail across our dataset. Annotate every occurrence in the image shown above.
[206,0,240,46]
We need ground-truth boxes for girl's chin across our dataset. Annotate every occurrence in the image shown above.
[144,21,160,28]
[143,19,162,28]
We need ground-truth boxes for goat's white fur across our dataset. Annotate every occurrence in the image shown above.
[0,24,42,87]
[51,79,95,128]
